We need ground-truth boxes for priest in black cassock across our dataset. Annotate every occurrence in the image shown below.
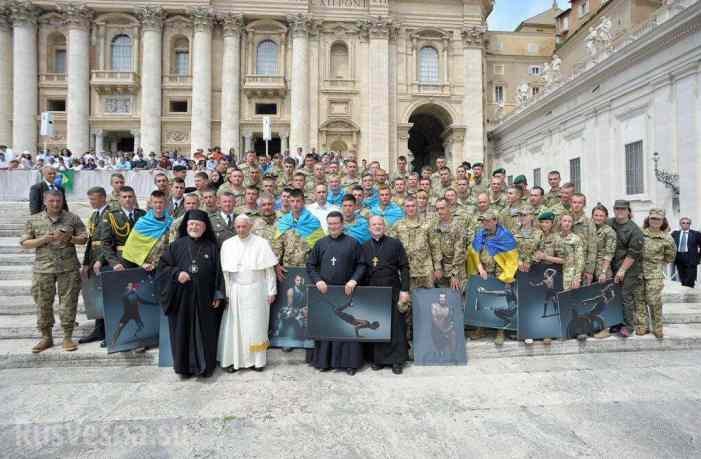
[306,211,367,375]
[158,210,225,379]
[361,216,411,375]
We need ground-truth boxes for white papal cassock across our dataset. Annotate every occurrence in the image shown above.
[218,233,278,369]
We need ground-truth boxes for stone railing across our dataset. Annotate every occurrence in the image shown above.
[90,71,140,94]
[163,74,192,86]
[495,0,699,125]
[322,78,357,92]
[38,73,67,86]
[243,74,287,96]
[411,81,451,96]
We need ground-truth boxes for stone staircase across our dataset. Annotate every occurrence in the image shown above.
[1,201,700,371]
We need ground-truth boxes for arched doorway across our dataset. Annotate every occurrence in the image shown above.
[407,104,453,172]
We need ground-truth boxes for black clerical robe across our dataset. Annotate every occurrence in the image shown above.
[305,233,367,370]
[361,235,411,365]
[158,237,225,377]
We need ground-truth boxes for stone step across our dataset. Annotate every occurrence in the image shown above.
[0,313,95,340]
[0,238,28,255]
[0,295,87,315]
[0,254,35,265]
[0,229,24,237]
[0,280,32,296]
[0,265,32,280]
[1,323,700,370]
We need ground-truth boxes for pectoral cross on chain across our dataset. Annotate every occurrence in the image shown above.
[372,256,379,267]
[330,256,337,266]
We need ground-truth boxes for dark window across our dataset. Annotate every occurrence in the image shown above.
[507,175,513,186]
[625,141,644,195]
[169,100,188,113]
[48,99,66,112]
[569,157,581,192]
[533,168,541,187]
[255,103,277,115]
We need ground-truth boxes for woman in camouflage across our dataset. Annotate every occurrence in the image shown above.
[641,209,677,339]
[591,204,617,283]
[559,214,585,290]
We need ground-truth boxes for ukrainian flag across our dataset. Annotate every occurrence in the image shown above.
[275,208,326,248]
[344,215,371,243]
[123,210,173,266]
[370,202,405,226]
[467,225,519,283]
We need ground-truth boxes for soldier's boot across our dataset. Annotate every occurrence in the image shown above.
[79,318,105,344]
[469,327,486,340]
[32,329,54,354]
[495,330,505,346]
[653,327,664,339]
[63,331,78,352]
[635,327,649,336]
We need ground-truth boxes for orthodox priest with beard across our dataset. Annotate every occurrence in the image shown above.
[362,216,411,375]
[306,211,367,375]
[158,210,225,379]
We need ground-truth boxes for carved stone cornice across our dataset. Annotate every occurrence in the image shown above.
[221,12,244,37]
[8,1,39,27]
[58,2,93,31]
[367,15,394,39]
[288,13,312,38]
[137,5,165,32]
[462,24,486,48]
[190,6,213,33]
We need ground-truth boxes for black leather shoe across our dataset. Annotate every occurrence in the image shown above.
[392,364,403,375]
[319,367,331,372]
[282,347,293,353]
[253,366,264,372]
[346,368,357,376]
[371,363,383,371]
[99,341,106,348]
[224,366,237,373]
[79,319,105,344]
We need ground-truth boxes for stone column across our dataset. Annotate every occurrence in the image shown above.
[220,14,243,157]
[61,3,93,155]
[462,25,486,165]
[138,6,164,155]
[281,134,289,154]
[308,21,320,151]
[93,128,104,154]
[190,7,213,153]
[288,14,310,153]
[0,14,12,146]
[10,1,39,154]
[244,133,252,152]
[367,17,393,166]
[131,129,140,153]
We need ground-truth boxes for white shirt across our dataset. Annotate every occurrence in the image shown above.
[221,211,235,226]
[307,202,339,232]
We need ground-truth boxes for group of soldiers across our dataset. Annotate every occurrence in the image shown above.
[21,151,677,354]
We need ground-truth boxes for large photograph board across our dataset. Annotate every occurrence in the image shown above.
[464,276,518,331]
[307,286,392,342]
[268,268,314,349]
[99,268,161,353]
[412,288,467,366]
[516,264,563,340]
[81,274,101,320]
[557,281,624,339]
[158,309,173,368]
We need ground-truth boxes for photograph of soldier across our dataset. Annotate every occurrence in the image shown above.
[307,285,392,342]
[517,264,564,341]
[411,289,467,366]
[268,269,314,349]
[465,276,518,331]
[101,268,160,353]
[557,281,624,339]
[158,309,173,368]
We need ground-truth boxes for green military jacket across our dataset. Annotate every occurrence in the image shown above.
[544,188,561,208]
[272,227,313,267]
[216,183,245,206]
[209,211,236,247]
[641,228,676,280]
[571,212,598,275]
[98,207,146,267]
[608,218,644,274]
[561,232,585,288]
[389,217,435,278]
[498,202,524,233]
[594,223,617,279]
[488,191,507,211]
[428,218,469,281]
[21,210,87,274]
[83,206,110,267]
[513,226,542,265]
[252,214,277,243]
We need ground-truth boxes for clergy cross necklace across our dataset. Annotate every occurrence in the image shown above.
[372,256,379,267]
[330,256,337,266]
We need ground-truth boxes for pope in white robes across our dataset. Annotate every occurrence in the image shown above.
[218,215,278,372]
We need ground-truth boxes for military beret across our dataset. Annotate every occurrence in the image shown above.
[492,168,506,176]
[649,208,665,218]
[537,211,555,221]
[478,209,498,221]
[513,175,527,185]
[613,199,631,210]
[173,165,187,172]
[472,162,484,168]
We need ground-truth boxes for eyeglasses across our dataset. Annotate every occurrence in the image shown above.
[681,221,691,225]
[649,217,662,221]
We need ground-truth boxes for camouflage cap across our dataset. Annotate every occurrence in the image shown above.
[649,208,666,218]
[613,199,631,210]
[478,209,498,221]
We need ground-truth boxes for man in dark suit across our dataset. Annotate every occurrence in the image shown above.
[672,217,701,288]
[29,166,68,215]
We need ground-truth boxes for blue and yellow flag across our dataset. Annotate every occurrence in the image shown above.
[370,202,405,226]
[467,225,519,283]
[123,210,173,266]
[344,215,371,244]
[275,208,325,248]
[327,190,345,207]
[362,189,379,209]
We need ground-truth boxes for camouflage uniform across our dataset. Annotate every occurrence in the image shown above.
[20,211,87,334]
[209,211,236,247]
[544,188,561,208]
[169,215,185,243]
[535,230,565,272]
[498,202,524,233]
[428,218,469,287]
[641,228,676,333]
[108,190,121,211]
[488,191,507,211]
[470,176,489,194]
[609,217,645,329]
[432,182,452,199]
[593,223,617,280]
[252,214,277,243]
[571,212,598,280]
[560,232,585,289]
[272,228,313,267]
[234,206,261,218]
[341,175,360,191]
[216,183,245,206]
[97,208,146,268]
[391,193,407,208]
[513,226,542,267]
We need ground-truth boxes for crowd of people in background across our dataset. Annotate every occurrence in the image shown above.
[17,145,700,379]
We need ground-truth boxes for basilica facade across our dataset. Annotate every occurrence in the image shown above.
[0,0,494,169]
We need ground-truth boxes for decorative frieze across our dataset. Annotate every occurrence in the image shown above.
[58,3,93,31]
[137,5,165,32]
[8,1,39,27]
[190,6,214,32]
[221,12,244,37]
[288,13,313,38]
[462,24,486,48]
